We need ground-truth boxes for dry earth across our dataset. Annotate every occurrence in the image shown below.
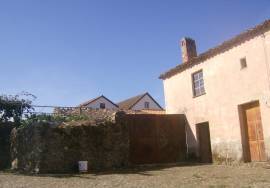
[1,163,270,188]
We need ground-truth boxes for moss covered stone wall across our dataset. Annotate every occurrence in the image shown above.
[10,116,129,173]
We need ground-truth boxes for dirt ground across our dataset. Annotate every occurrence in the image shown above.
[1,163,270,188]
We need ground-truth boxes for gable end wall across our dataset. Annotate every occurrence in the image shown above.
[85,97,118,110]
[131,95,162,110]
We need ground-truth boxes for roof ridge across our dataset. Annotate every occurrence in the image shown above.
[117,92,163,110]
[127,93,148,110]
[79,95,103,107]
[117,92,146,106]
[79,95,118,107]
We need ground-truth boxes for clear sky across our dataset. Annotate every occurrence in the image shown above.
[0,0,269,108]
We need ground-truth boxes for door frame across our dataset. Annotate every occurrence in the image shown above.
[238,100,266,162]
[196,121,213,163]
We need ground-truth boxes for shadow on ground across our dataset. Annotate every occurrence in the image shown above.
[2,162,209,179]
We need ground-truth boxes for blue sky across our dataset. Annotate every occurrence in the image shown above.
[0,0,269,108]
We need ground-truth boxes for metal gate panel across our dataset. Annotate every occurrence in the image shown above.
[127,114,186,165]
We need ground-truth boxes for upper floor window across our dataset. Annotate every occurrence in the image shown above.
[240,57,247,69]
[192,70,205,97]
[100,103,105,109]
[144,102,150,109]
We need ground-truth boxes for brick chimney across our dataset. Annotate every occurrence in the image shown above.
[180,37,197,63]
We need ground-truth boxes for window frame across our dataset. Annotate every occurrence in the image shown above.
[99,103,106,109]
[192,69,206,98]
[144,101,150,109]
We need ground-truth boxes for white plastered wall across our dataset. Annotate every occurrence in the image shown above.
[131,95,162,110]
[163,31,270,160]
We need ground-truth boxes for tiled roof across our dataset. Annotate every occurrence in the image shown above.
[159,19,270,80]
[117,92,163,110]
[117,93,146,110]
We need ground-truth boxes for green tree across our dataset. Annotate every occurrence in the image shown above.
[0,92,36,126]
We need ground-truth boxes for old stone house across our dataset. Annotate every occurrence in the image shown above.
[160,20,270,162]
[79,95,118,110]
[117,92,163,111]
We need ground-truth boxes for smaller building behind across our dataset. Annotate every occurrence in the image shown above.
[117,92,163,111]
[78,92,164,113]
[79,95,118,110]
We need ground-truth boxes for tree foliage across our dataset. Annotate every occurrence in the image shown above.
[0,92,36,126]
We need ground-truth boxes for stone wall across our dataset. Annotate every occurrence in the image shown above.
[54,108,119,122]
[0,123,15,169]
[10,112,188,173]
[10,112,129,173]
[53,107,165,117]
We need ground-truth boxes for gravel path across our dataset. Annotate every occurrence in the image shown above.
[1,164,270,188]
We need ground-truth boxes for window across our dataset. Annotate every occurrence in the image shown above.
[192,70,205,97]
[144,102,149,109]
[100,103,105,109]
[240,57,247,69]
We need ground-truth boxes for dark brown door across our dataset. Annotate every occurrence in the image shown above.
[243,102,266,161]
[196,122,212,163]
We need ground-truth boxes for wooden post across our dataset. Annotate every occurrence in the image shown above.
[79,107,82,116]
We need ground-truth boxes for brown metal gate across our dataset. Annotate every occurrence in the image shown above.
[127,114,187,165]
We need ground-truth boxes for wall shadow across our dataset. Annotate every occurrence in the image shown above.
[4,162,209,178]
[182,115,198,161]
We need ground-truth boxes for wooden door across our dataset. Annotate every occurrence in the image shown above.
[243,102,266,161]
[196,122,212,163]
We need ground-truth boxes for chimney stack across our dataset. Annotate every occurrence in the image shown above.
[180,37,197,63]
